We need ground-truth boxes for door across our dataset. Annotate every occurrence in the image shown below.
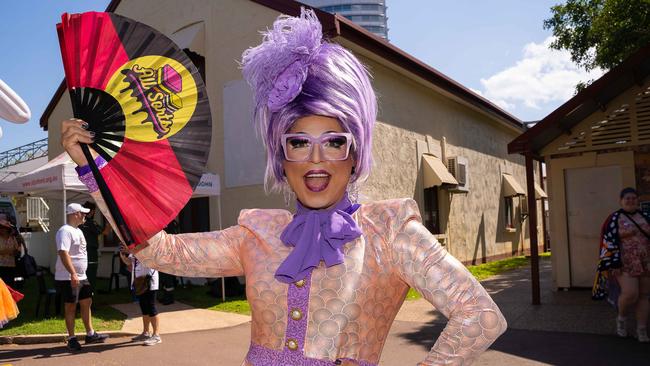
[565,166,622,287]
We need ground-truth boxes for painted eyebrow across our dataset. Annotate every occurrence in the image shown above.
[289,130,340,135]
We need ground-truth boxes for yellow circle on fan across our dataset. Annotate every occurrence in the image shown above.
[106,55,198,142]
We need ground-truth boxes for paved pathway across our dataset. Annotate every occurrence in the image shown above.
[111,301,250,335]
[2,321,649,365]
[3,257,648,365]
[396,259,621,334]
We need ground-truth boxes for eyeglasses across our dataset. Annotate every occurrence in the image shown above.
[281,132,354,162]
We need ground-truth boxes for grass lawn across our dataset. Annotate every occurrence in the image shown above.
[405,252,551,300]
[0,274,129,336]
[2,251,550,334]
[171,280,251,315]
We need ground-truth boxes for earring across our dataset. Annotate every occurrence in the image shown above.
[283,187,295,207]
[348,181,359,204]
[351,166,356,175]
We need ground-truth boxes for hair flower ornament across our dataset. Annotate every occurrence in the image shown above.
[241,8,322,114]
[267,60,308,112]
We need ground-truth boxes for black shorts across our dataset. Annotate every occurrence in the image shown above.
[137,290,158,317]
[55,280,93,303]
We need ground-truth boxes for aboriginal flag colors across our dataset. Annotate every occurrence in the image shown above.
[57,12,211,248]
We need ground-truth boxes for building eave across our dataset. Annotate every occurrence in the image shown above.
[40,0,524,131]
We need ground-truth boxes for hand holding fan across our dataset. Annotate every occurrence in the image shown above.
[57,12,211,248]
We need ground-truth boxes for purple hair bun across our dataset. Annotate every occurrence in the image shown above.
[267,60,308,112]
[241,8,322,113]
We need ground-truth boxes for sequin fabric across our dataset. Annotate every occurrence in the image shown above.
[246,342,377,366]
[244,270,378,366]
[90,189,507,365]
[78,158,107,193]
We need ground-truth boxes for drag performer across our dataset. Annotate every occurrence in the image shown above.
[61,9,506,365]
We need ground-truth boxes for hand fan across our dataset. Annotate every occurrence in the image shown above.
[57,12,212,248]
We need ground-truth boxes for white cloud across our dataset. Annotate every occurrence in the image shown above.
[478,37,604,113]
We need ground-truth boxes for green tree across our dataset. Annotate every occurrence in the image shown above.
[544,0,650,72]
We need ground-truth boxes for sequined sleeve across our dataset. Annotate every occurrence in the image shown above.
[88,190,248,278]
[390,202,507,365]
[134,226,250,277]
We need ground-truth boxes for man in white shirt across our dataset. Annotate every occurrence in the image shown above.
[55,203,108,351]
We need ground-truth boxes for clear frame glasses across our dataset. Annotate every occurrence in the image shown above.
[281,132,354,162]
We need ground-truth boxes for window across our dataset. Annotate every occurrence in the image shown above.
[423,187,441,234]
[363,25,386,33]
[344,15,384,22]
[184,49,205,81]
[321,4,384,13]
[505,197,515,230]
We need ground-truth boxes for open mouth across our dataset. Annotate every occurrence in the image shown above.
[304,170,331,192]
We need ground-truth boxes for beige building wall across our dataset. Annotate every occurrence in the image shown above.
[359,53,538,262]
[45,0,535,268]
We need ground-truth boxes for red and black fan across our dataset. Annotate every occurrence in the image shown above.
[57,12,211,248]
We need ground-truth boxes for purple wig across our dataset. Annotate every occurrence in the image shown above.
[241,8,377,192]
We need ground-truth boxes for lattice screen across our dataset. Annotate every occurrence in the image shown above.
[637,87,650,141]
[554,84,650,153]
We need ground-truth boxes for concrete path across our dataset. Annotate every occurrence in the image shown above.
[3,321,649,366]
[4,257,648,366]
[111,301,250,335]
[396,258,623,335]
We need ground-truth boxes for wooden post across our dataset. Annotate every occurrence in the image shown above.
[526,154,541,305]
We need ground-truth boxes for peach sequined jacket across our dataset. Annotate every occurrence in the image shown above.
[93,191,506,365]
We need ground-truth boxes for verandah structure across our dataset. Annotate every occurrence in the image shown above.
[509,43,650,303]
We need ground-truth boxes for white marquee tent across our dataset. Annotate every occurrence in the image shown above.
[0,153,224,294]
[0,152,221,216]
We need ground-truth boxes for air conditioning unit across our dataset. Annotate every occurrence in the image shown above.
[447,156,469,192]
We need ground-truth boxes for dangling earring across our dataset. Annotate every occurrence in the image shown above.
[348,181,359,204]
[348,166,359,203]
[283,187,295,207]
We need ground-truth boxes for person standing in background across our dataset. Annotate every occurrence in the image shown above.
[55,203,108,351]
[594,187,650,343]
[0,214,20,288]
[78,201,109,290]
[119,243,161,345]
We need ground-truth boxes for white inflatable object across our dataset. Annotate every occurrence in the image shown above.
[0,79,31,123]
[0,126,3,139]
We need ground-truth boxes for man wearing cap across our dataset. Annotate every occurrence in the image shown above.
[55,203,108,351]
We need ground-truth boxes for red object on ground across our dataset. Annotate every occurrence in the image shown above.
[6,284,24,303]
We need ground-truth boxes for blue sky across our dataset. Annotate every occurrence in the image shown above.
[0,0,601,151]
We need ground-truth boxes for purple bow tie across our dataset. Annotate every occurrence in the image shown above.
[275,194,362,283]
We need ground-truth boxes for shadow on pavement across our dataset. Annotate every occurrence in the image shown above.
[0,339,141,363]
[396,321,649,366]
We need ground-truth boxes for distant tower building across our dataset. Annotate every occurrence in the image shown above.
[299,0,388,40]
